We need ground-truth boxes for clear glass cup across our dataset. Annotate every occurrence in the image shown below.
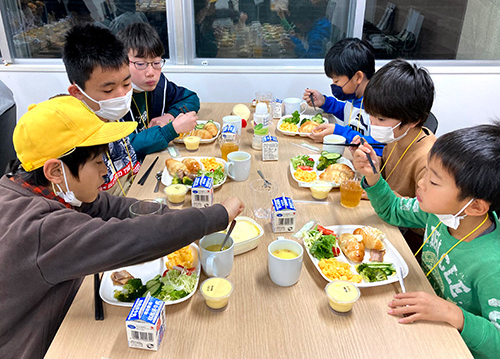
[129,199,162,217]
[249,178,279,219]
[255,91,275,115]
[340,178,363,208]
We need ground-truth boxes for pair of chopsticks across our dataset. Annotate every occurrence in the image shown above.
[178,105,189,114]
[309,93,316,111]
[338,142,386,148]
[94,273,104,320]
[360,138,378,174]
[137,156,159,186]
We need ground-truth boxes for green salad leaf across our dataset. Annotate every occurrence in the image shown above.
[283,110,301,124]
[309,234,337,260]
[197,167,225,185]
[290,155,315,170]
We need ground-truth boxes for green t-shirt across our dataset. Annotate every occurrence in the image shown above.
[365,176,500,359]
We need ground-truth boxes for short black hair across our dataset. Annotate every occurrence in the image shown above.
[117,22,164,58]
[364,59,434,126]
[10,145,108,187]
[62,24,129,89]
[324,38,375,79]
[429,122,500,212]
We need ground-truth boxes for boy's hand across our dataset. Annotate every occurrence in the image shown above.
[307,123,335,142]
[351,135,380,186]
[303,89,325,108]
[172,112,198,134]
[221,197,245,222]
[149,113,175,128]
[388,291,465,330]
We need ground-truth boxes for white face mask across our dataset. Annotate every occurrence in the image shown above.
[132,83,145,92]
[53,161,83,207]
[75,84,132,121]
[435,198,475,230]
[370,122,410,143]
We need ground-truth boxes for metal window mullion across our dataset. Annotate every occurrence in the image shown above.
[0,9,13,63]
[167,0,195,65]
[350,0,367,39]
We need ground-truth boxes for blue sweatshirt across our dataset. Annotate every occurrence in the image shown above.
[321,95,383,156]
[121,73,200,159]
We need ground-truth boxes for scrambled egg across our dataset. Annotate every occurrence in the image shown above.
[166,245,194,269]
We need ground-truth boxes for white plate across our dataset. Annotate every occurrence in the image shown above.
[289,154,354,188]
[277,115,327,136]
[100,243,201,307]
[303,225,408,288]
[161,156,227,189]
[173,120,221,144]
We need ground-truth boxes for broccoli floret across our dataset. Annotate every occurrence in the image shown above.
[316,156,330,171]
[182,176,193,186]
[356,263,389,282]
[113,278,146,302]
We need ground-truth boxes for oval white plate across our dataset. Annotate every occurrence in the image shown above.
[277,115,327,136]
[161,156,227,189]
[289,154,354,188]
[173,120,220,144]
[100,243,201,307]
[302,225,409,288]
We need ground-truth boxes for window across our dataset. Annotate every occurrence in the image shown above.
[193,0,353,59]
[1,0,499,62]
[0,0,169,59]
[362,0,500,60]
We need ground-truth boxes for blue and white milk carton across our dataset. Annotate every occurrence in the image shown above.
[262,135,279,161]
[126,294,166,351]
[192,175,214,208]
[271,196,296,233]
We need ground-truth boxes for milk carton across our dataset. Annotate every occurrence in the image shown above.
[126,294,166,351]
[192,175,214,208]
[271,196,296,233]
[262,135,279,161]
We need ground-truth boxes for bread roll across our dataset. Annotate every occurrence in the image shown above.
[299,121,319,133]
[192,129,213,139]
[325,163,354,176]
[203,122,218,137]
[353,227,386,250]
[182,158,201,174]
[166,159,187,176]
[319,170,350,182]
[338,233,365,263]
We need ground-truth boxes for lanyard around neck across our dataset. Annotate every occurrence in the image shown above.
[415,213,489,277]
[347,98,363,132]
[380,128,422,181]
[132,92,149,129]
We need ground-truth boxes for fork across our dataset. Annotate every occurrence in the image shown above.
[257,170,271,188]
[154,171,162,193]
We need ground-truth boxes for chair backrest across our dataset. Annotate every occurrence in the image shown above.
[423,112,438,134]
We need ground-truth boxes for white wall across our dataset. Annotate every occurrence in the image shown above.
[1,64,500,136]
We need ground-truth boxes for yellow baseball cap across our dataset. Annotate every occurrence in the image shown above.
[13,96,137,171]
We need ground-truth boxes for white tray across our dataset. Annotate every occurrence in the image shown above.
[173,120,220,144]
[289,154,354,188]
[99,243,201,307]
[303,225,408,287]
[161,156,227,189]
[277,114,327,137]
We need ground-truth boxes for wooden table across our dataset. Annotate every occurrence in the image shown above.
[44,103,472,359]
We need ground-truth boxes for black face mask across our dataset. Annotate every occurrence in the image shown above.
[330,77,357,101]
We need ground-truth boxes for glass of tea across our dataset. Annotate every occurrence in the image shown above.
[340,178,363,208]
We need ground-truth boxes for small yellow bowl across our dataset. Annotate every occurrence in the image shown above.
[184,136,201,151]
[164,184,188,204]
[310,180,333,200]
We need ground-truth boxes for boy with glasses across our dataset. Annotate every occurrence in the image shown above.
[118,23,200,159]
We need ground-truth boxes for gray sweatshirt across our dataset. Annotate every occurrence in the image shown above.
[0,175,229,359]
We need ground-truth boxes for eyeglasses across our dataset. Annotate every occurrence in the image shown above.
[129,59,166,70]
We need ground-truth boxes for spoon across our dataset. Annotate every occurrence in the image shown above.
[220,220,237,251]
[257,170,271,188]
[153,171,162,193]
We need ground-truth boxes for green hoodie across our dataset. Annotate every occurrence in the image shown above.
[364,176,500,359]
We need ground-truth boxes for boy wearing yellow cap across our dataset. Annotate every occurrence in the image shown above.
[0,96,243,359]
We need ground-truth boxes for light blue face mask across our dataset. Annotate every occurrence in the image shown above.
[435,198,475,230]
